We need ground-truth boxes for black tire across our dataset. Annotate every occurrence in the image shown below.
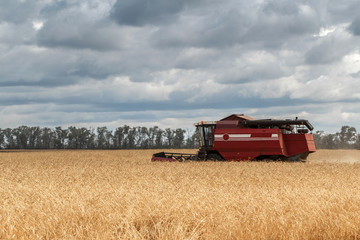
[206,152,225,161]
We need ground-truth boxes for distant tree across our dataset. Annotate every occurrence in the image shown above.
[154,127,164,148]
[68,126,79,149]
[113,126,124,148]
[313,130,330,149]
[147,126,157,148]
[127,127,137,149]
[191,128,200,149]
[338,126,357,148]
[121,125,130,149]
[12,126,30,149]
[173,128,185,148]
[97,127,113,149]
[54,126,68,149]
[41,127,54,149]
[355,134,360,150]
[28,127,42,149]
[164,128,175,148]
[87,128,96,149]
[0,128,4,149]
[3,128,15,149]
[97,127,108,149]
[78,127,92,149]
[138,127,149,149]
[322,134,336,149]
[105,129,113,148]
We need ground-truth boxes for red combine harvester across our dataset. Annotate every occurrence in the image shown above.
[152,114,316,162]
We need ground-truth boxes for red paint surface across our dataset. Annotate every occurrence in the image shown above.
[212,128,315,161]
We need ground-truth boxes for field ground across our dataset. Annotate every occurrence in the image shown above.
[1,149,360,239]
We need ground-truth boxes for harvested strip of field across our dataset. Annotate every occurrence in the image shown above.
[1,149,360,239]
[308,149,360,163]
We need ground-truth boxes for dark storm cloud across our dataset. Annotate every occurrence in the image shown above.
[110,0,187,26]
[95,96,309,112]
[0,84,309,112]
[151,1,324,50]
[0,1,37,24]
[36,10,124,51]
[305,32,354,65]
[247,1,323,40]
[349,17,360,35]
[0,78,76,88]
[327,0,360,23]
[0,45,115,88]
[216,66,290,84]
[40,0,68,16]
[36,23,124,51]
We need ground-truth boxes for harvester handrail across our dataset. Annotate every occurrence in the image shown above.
[241,119,314,131]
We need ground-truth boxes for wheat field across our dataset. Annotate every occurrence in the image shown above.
[1,149,360,239]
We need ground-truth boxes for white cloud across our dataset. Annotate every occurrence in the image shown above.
[342,50,360,74]
[32,20,44,31]
[314,26,336,37]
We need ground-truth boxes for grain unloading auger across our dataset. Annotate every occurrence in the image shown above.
[152,114,316,162]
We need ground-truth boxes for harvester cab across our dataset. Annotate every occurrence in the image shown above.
[151,114,316,162]
[195,121,216,148]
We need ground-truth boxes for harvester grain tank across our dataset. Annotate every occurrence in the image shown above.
[152,114,316,162]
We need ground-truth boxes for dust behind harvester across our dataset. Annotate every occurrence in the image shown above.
[152,114,316,162]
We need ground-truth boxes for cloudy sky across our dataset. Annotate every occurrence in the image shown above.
[1,0,360,133]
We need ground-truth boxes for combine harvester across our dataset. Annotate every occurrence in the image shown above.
[152,114,316,162]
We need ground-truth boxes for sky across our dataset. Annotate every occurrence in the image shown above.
[0,0,360,133]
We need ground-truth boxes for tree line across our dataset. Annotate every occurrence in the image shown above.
[0,125,200,149]
[313,126,360,149]
[0,125,359,150]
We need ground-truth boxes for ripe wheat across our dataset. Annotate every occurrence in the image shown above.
[1,149,360,239]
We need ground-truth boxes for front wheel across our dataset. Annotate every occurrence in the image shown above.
[287,152,309,162]
[206,152,225,161]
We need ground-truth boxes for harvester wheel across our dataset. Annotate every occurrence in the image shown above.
[206,153,225,161]
[287,152,309,162]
